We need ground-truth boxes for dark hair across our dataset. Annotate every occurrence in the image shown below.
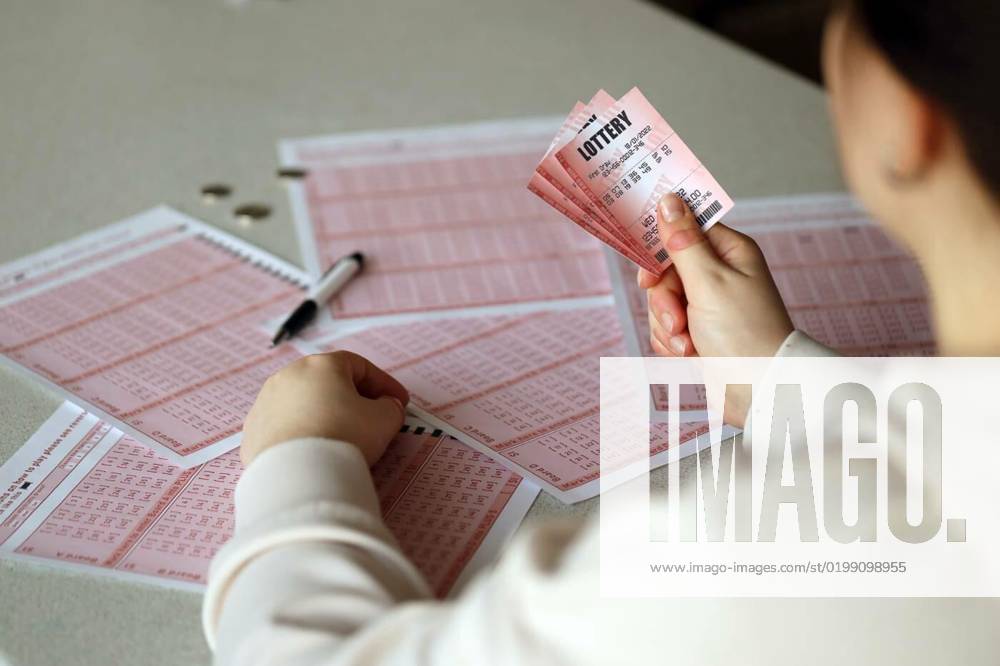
[849,0,999,196]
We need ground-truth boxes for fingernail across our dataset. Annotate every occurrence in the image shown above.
[390,397,406,415]
[669,336,686,354]
[660,312,674,334]
[659,195,686,223]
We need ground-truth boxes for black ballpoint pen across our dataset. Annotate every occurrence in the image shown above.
[271,252,364,346]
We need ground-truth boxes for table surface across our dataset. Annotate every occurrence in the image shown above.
[0,0,841,664]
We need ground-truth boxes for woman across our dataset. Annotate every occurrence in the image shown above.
[203,2,999,663]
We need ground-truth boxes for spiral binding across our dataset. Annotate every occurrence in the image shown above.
[192,229,308,289]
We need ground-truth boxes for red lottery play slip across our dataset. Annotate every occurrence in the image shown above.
[0,207,309,467]
[529,87,734,274]
[0,402,538,595]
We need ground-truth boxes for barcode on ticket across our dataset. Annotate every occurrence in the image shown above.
[696,200,723,227]
[649,199,723,265]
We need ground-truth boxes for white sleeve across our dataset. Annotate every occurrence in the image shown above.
[201,414,987,664]
[202,437,600,666]
[202,438,433,663]
[199,436,716,666]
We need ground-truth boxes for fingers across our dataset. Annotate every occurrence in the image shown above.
[646,276,687,338]
[648,294,692,356]
[640,261,689,355]
[638,250,693,357]
[331,351,410,405]
[640,262,686,296]
[650,328,694,357]
[637,267,660,289]
[656,195,723,285]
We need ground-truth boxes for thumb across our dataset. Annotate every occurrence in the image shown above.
[655,194,723,286]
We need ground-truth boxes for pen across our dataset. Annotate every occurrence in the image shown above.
[271,251,364,346]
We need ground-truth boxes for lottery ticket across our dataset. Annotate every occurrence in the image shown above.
[0,402,539,597]
[526,171,633,262]
[527,99,637,261]
[534,87,733,274]
[529,93,654,270]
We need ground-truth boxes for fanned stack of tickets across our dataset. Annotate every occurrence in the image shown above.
[528,87,734,275]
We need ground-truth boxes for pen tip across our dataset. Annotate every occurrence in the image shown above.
[350,251,364,269]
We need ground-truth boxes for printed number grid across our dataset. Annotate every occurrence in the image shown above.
[757,224,933,355]
[373,428,521,596]
[331,307,706,492]
[300,147,611,317]
[12,429,520,593]
[0,237,304,456]
[117,450,241,582]
[16,438,192,568]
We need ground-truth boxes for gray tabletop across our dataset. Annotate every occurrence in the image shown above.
[0,1,840,664]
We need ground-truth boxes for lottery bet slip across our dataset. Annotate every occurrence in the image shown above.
[528,87,734,275]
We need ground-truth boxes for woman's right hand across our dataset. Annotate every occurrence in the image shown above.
[639,194,794,360]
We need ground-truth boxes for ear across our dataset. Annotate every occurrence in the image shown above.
[886,74,947,182]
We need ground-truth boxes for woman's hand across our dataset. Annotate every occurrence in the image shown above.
[640,195,794,427]
[639,194,794,360]
[240,351,409,467]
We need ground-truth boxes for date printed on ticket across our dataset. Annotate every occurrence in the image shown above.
[528,87,733,275]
